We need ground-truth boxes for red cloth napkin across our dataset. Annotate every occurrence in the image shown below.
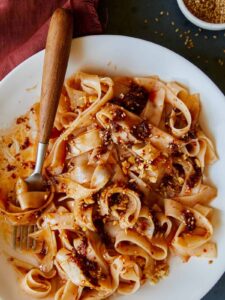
[0,0,107,80]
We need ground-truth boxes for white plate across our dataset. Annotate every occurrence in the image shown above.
[0,35,225,300]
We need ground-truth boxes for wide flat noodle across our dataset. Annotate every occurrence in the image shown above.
[0,72,218,300]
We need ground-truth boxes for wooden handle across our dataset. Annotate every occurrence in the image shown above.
[39,8,73,144]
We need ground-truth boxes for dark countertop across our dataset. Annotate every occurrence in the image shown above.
[106,1,225,299]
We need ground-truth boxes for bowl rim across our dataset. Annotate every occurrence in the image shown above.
[177,0,225,31]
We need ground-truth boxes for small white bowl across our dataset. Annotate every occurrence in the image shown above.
[177,0,225,31]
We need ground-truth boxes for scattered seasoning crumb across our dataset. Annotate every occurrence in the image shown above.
[205,60,209,64]
[213,35,217,39]
[16,117,27,124]
[171,21,175,26]
[25,84,37,92]
[223,50,225,53]
[204,35,208,39]
[175,28,179,32]
[166,11,169,16]
[198,28,202,32]
[160,11,164,16]
[184,36,194,49]
[160,32,164,37]
[218,59,224,66]
[209,260,213,264]
[197,55,201,59]
[155,17,159,22]
[20,137,31,150]
[154,31,158,34]
[179,34,183,38]
[144,19,148,24]
[194,33,199,37]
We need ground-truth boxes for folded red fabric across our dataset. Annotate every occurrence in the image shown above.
[0,0,107,80]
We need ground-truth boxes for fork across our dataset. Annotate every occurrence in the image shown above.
[13,8,73,250]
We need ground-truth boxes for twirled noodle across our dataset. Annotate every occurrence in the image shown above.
[115,228,168,260]
[165,199,216,261]
[74,197,96,231]
[0,72,218,299]
[99,185,141,229]
[0,178,54,225]
[30,226,57,272]
[22,268,56,298]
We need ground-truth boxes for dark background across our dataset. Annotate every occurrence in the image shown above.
[106,0,225,299]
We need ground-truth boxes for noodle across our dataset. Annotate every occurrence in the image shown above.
[0,72,218,299]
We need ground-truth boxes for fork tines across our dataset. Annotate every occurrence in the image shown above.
[13,225,37,250]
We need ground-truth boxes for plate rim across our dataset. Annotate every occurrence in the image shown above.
[1,35,224,100]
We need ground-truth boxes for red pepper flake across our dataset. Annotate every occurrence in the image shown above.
[111,83,148,115]
[6,164,16,172]
[11,173,17,179]
[22,161,35,169]
[8,257,14,262]
[182,130,197,142]
[152,154,166,166]
[100,129,112,146]
[29,161,35,169]
[40,246,47,256]
[60,182,67,192]
[16,117,27,124]
[95,146,108,159]
[125,141,133,148]
[20,137,31,150]
[112,109,127,121]
[168,142,181,157]
[208,260,213,264]
[130,121,151,141]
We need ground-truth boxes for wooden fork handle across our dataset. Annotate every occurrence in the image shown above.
[39,8,73,144]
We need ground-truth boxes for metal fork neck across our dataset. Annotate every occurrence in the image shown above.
[34,143,48,174]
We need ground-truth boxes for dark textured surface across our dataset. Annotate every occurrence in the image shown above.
[106,0,225,94]
[106,0,225,299]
